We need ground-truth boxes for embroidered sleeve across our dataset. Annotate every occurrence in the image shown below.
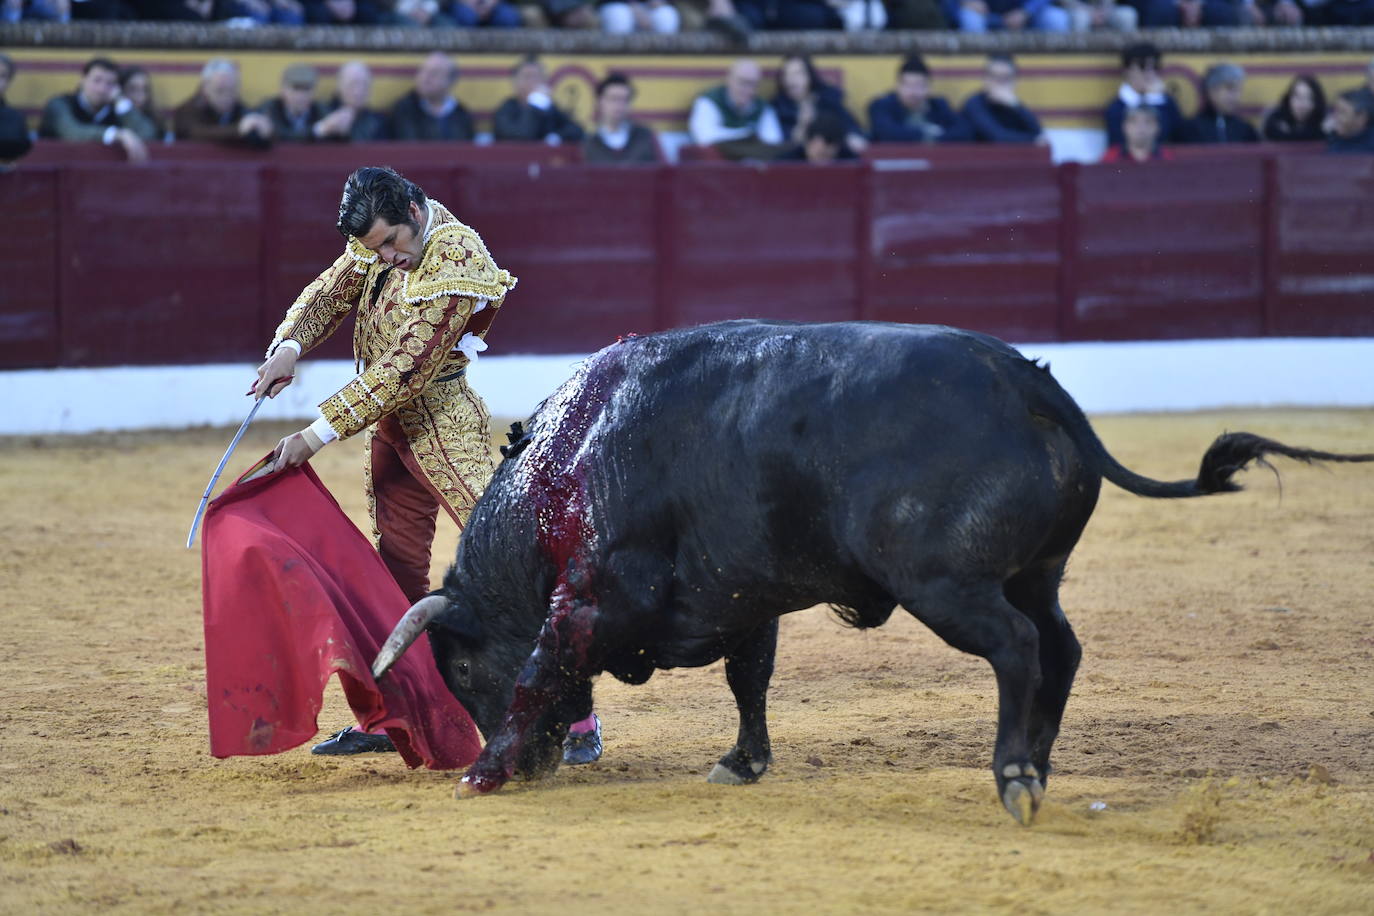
[266,250,367,358]
[317,293,478,440]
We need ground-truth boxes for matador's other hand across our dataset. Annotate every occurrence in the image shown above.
[268,427,324,474]
[252,347,298,399]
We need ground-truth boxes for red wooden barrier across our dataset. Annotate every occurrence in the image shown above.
[2,145,1370,371]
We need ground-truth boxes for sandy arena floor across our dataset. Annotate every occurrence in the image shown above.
[1,409,1372,914]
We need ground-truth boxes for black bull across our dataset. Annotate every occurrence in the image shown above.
[372,320,1372,824]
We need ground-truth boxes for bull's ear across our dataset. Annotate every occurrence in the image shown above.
[430,607,484,648]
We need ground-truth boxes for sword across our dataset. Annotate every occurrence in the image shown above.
[185,384,283,549]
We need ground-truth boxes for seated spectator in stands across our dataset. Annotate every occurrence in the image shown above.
[4,0,68,21]
[1139,0,1242,27]
[582,72,660,163]
[1060,0,1135,29]
[1101,106,1173,163]
[304,0,386,22]
[223,0,305,23]
[777,111,859,163]
[867,54,961,144]
[597,0,679,31]
[120,65,170,143]
[1263,75,1326,143]
[1175,63,1259,145]
[317,61,389,141]
[1327,89,1374,154]
[493,56,584,144]
[539,0,597,26]
[688,58,785,160]
[39,56,156,162]
[172,57,273,146]
[1253,0,1302,23]
[945,0,1071,32]
[1316,0,1374,23]
[144,0,229,21]
[0,53,33,166]
[392,0,458,26]
[258,64,328,142]
[773,54,866,154]
[959,54,1047,145]
[390,53,474,141]
[451,0,523,25]
[1103,42,1182,148]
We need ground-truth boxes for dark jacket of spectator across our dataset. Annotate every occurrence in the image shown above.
[389,90,474,142]
[867,91,960,143]
[1328,124,1374,153]
[1104,93,1182,147]
[324,99,390,141]
[172,92,258,144]
[304,0,386,22]
[582,123,660,163]
[1263,108,1325,143]
[259,97,327,142]
[38,91,157,141]
[0,96,32,161]
[1174,109,1259,144]
[960,92,1041,144]
[773,83,864,144]
[492,96,584,143]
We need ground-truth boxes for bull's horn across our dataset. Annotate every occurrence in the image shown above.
[371,595,448,680]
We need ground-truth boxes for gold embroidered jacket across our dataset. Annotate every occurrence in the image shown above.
[267,200,517,440]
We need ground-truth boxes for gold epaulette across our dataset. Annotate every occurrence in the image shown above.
[402,220,518,305]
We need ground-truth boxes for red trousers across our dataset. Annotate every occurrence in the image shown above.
[370,414,461,604]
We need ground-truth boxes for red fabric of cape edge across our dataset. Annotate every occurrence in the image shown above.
[201,458,481,770]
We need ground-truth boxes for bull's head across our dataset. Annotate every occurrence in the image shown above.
[372,594,568,780]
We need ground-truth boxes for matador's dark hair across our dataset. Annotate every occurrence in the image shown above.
[336,166,427,240]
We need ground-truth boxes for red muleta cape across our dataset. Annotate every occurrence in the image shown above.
[200,460,481,769]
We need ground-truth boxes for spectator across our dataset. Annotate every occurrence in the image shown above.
[946,0,1071,32]
[1317,0,1374,23]
[884,0,947,26]
[119,65,170,143]
[959,54,1047,145]
[1104,43,1183,149]
[259,64,328,142]
[539,0,598,26]
[778,110,858,163]
[392,0,458,26]
[0,53,33,165]
[1139,0,1243,27]
[303,0,384,21]
[145,0,228,21]
[39,56,155,162]
[599,0,679,31]
[727,0,848,28]
[867,53,961,144]
[1263,75,1326,143]
[1327,89,1374,154]
[773,54,866,154]
[582,72,660,163]
[1060,0,1135,29]
[318,61,389,141]
[4,0,70,21]
[390,53,474,141]
[493,56,584,144]
[1254,0,1302,23]
[688,58,785,160]
[1101,105,1173,163]
[223,0,305,23]
[451,0,523,25]
[172,57,272,146]
[1175,63,1259,145]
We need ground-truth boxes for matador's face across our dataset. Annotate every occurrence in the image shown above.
[356,200,427,273]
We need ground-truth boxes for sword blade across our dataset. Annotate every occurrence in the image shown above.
[185,397,266,549]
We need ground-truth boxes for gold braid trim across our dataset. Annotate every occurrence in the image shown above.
[347,236,378,274]
[402,218,517,305]
[267,251,365,358]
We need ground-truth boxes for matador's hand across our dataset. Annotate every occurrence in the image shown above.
[268,427,324,474]
[252,347,298,400]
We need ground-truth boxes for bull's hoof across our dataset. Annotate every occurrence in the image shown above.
[455,771,505,799]
[998,763,1045,826]
[706,750,770,785]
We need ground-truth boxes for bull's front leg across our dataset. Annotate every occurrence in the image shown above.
[708,618,779,785]
[458,587,600,798]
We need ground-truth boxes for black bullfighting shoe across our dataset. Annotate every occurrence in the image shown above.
[310,726,396,756]
[562,714,603,766]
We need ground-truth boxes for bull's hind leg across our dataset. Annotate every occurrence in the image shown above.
[898,578,1045,826]
[1002,564,1081,784]
[708,618,779,785]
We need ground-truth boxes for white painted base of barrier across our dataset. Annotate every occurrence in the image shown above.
[2,338,1370,435]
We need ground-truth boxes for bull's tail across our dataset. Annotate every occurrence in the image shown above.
[1017,359,1374,499]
